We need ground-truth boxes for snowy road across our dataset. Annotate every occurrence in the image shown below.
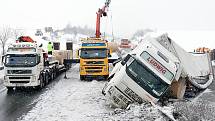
[0,65,215,121]
[0,72,65,121]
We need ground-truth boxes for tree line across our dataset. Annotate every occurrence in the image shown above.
[0,26,24,55]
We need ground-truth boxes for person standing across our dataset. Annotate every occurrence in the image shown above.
[47,42,53,55]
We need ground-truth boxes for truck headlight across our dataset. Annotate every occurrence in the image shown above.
[31,76,36,82]
[104,67,107,72]
[4,76,8,82]
[117,93,130,104]
[113,96,120,104]
[80,67,84,71]
[108,86,114,95]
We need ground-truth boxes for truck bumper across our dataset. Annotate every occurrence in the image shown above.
[4,75,40,87]
[80,74,108,80]
[103,84,132,109]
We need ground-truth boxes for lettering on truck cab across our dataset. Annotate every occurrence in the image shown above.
[141,51,174,81]
[147,57,167,75]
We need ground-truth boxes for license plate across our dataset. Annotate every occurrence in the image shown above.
[16,83,24,86]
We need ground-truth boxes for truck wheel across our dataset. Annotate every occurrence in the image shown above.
[51,72,55,81]
[53,72,56,79]
[7,87,14,92]
[38,75,45,89]
[104,75,109,81]
[80,76,84,81]
[45,74,49,85]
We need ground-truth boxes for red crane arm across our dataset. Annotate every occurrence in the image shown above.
[95,0,111,38]
[18,36,35,43]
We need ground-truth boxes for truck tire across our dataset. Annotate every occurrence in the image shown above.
[53,71,56,79]
[80,76,85,81]
[7,87,14,92]
[38,75,45,89]
[45,74,49,85]
[104,75,109,81]
[50,71,56,81]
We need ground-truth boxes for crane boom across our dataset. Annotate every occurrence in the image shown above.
[95,0,111,38]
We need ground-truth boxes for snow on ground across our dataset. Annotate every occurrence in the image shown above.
[18,64,167,121]
[170,81,215,121]
[172,98,215,121]
[0,69,5,92]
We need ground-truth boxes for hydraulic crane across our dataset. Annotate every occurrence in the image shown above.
[63,0,117,81]
[95,0,111,38]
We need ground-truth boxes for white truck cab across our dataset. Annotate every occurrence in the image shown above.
[103,33,213,108]
[102,35,180,108]
[3,42,45,89]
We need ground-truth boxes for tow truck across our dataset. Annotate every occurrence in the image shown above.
[102,33,213,108]
[64,0,117,80]
[78,38,110,80]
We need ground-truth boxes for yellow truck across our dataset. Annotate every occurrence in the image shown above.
[79,38,110,80]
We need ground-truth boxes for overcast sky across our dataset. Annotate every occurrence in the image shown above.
[0,0,215,38]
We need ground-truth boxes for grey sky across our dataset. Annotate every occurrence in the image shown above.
[0,0,215,37]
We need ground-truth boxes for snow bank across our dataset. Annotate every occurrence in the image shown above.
[173,99,215,121]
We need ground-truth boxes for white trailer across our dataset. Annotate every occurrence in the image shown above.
[2,42,65,91]
[102,33,213,109]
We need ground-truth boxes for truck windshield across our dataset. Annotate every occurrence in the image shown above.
[80,48,107,59]
[126,58,169,98]
[5,54,38,67]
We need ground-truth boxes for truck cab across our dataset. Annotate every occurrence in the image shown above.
[3,42,46,90]
[79,38,110,80]
[102,36,179,108]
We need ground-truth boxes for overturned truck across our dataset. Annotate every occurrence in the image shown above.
[102,33,213,109]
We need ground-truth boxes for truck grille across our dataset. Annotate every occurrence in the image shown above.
[124,87,143,103]
[86,70,102,73]
[10,81,30,83]
[9,77,31,79]
[7,70,32,74]
[85,67,103,69]
[85,61,104,65]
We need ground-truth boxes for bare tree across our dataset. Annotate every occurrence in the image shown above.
[0,27,12,55]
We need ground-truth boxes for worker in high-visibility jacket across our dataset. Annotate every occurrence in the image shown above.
[47,42,53,55]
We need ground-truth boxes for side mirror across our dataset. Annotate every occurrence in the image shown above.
[121,54,131,66]
[121,60,126,65]
[37,56,41,64]
[77,49,80,57]
[108,49,111,57]
[1,55,5,64]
